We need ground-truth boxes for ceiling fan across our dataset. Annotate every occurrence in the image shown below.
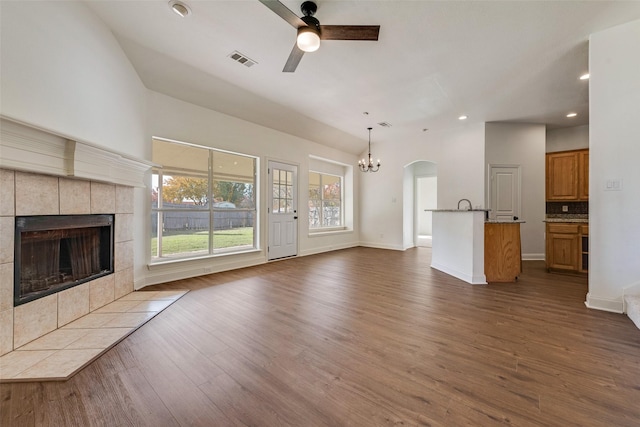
[259,0,380,72]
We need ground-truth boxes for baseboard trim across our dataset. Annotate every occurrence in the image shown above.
[431,262,487,285]
[141,256,265,288]
[522,253,545,261]
[584,293,624,313]
[299,242,359,257]
[359,242,405,251]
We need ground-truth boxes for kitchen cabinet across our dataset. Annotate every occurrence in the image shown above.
[580,224,589,272]
[546,222,588,273]
[546,149,589,201]
[485,222,522,282]
[578,150,589,200]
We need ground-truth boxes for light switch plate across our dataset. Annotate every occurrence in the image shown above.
[605,178,623,191]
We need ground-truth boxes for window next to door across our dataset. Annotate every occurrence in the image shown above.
[309,171,343,230]
[151,138,258,262]
[307,156,354,234]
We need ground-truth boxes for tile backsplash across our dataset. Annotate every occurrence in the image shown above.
[546,201,588,215]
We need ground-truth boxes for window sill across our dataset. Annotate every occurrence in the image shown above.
[308,228,352,237]
[148,248,261,268]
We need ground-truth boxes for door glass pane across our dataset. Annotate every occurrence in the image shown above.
[272,168,294,214]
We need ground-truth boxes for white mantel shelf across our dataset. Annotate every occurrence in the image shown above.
[0,117,154,187]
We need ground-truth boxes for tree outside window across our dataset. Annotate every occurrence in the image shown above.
[309,172,342,229]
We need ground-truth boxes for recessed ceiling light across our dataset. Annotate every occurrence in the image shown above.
[169,1,191,17]
[567,113,577,118]
[458,115,468,120]
[580,73,590,80]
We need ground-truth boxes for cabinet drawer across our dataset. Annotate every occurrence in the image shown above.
[581,225,589,235]
[547,223,580,234]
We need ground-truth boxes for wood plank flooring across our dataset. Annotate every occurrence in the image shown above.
[2,247,639,426]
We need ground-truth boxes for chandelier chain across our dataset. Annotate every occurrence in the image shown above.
[358,127,381,173]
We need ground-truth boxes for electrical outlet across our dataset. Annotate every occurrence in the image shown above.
[562,205,569,212]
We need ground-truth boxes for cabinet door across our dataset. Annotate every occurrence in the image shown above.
[547,232,579,271]
[578,150,589,200]
[547,152,579,200]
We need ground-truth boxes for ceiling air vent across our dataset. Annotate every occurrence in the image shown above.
[228,51,257,68]
[378,122,392,128]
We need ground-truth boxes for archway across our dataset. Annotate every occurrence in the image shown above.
[402,160,437,249]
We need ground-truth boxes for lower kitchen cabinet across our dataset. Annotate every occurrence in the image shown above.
[545,222,588,273]
[485,222,522,282]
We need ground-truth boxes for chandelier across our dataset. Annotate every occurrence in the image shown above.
[358,127,381,173]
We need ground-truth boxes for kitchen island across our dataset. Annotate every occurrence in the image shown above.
[428,209,523,284]
[429,210,489,284]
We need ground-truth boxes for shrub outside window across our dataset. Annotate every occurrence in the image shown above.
[308,171,342,229]
[151,139,257,261]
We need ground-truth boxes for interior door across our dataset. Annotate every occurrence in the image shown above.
[490,165,521,221]
[268,161,298,260]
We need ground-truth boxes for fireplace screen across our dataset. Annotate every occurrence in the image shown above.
[14,215,114,306]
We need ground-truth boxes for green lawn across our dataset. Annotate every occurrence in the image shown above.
[152,227,253,257]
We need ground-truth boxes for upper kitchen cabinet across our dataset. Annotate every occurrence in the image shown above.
[546,149,589,201]
[578,149,589,200]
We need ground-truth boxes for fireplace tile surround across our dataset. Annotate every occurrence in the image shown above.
[0,169,135,356]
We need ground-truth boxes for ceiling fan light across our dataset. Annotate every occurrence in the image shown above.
[297,27,320,52]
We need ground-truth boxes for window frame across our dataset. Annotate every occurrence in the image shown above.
[151,138,258,263]
[308,170,344,232]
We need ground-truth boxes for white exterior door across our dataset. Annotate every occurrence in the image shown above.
[490,165,521,221]
[268,161,298,260]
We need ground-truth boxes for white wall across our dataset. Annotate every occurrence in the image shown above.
[0,1,150,287]
[0,1,361,288]
[546,125,589,153]
[360,123,485,250]
[0,1,147,158]
[485,123,546,259]
[587,19,640,312]
[145,92,361,285]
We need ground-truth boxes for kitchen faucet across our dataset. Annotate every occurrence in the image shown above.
[458,198,472,210]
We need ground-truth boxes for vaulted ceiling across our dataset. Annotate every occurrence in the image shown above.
[85,1,640,154]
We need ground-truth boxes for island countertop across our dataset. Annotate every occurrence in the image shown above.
[544,218,588,223]
[425,209,490,212]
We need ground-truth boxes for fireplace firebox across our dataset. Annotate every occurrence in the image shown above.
[14,214,114,306]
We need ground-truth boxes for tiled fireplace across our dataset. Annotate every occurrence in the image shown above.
[0,169,135,355]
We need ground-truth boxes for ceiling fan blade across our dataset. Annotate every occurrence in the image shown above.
[283,44,305,72]
[319,25,380,41]
[258,0,306,29]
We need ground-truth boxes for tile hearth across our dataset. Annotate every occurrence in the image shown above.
[0,290,187,382]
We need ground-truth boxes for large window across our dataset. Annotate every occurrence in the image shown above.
[308,171,342,229]
[151,138,257,261]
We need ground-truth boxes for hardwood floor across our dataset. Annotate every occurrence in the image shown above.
[2,247,639,426]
